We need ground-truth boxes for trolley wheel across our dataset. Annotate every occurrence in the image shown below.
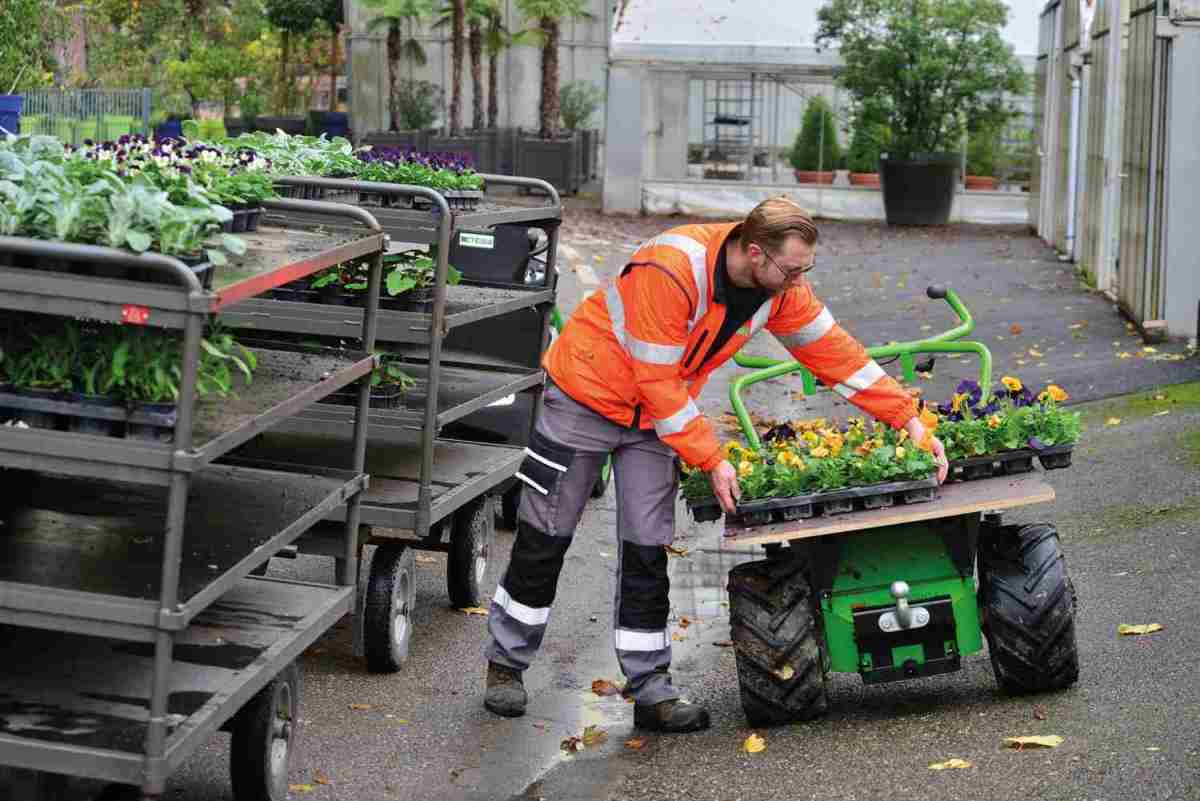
[499,485,521,531]
[590,461,611,499]
[978,522,1080,694]
[448,498,495,608]
[229,661,300,801]
[364,544,416,673]
[728,552,829,727]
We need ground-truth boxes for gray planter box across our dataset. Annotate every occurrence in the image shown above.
[428,129,501,173]
[362,130,431,151]
[516,131,583,194]
[577,129,600,182]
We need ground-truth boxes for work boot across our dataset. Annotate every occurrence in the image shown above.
[633,698,711,733]
[484,662,527,718]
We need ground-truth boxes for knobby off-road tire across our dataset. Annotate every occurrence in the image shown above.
[728,554,829,727]
[364,544,416,673]
[230,662,300,801]
[448,497,494,609]
[978,522,1079,694]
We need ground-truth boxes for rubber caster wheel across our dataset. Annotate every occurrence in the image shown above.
[230,661,300,801]
[448,497,495,609]
[364,544,416,673]
[499,485,520,531]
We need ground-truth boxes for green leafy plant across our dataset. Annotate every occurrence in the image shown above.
[394,79,443,131]
[559,80,603,131]
[816,0,1027,158]
[846,99,889,174]
[384,252,462,295]
[790,96,840,172]
[966,121,1001,177]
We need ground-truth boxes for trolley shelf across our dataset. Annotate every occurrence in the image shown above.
[0,463,367,641]
[233,435,524,530]
[0,348,376,486]
[218,284,555,343]
[275,361,542,437]
[0,225,386,328]
[0,577,352,786]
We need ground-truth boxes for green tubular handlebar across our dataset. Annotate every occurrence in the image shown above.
[728,286,993,451]
[732,285,977,369]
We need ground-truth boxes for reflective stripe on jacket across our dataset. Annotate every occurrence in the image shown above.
[543,222,917,471]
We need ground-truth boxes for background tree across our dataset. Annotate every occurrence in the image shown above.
[0,0,67,92]
[816,0,1027,157]
[435,0,494,130]
[360,0,436,130]
[449,0,465,134]
[319,0,345,110]
[846,97,890,174]
[264,0,326,114]
[514,0,591,139]
[481,0,517,128]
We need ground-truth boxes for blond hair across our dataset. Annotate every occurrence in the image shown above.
[739,197,819,252]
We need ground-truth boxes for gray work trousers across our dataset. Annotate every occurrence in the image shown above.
[486,383,681,705]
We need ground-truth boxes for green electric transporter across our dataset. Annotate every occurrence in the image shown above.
[721,285,1080,726]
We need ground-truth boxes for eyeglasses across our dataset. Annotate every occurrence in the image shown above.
[761,247,816,281]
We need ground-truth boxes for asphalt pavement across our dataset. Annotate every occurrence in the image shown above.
[41,213,1200,801]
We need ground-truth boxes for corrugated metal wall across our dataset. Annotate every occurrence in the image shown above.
[1031,4,1059,235]
[1079,0,1115,285]
[1117,0,1169,324]
[1053,0,1082,251]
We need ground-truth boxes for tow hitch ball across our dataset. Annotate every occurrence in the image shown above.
[878,581,931,633]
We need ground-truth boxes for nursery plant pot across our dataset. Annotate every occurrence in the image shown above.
[65,392,122,437]
[880,153,960,226]
[245,207,263,232]
[230,205,249,234]
[127,401,177,442]
[11,387,66,430]
[397,286,435,313]
[849,172,881,188]
[1034,443,1074,470]
[793,170,835,185]
[964,175,999,191]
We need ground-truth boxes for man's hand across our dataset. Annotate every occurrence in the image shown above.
[709,459,742,515]
[904,417,949,484]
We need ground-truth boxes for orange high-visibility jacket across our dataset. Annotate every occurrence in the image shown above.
[544,222,917,471]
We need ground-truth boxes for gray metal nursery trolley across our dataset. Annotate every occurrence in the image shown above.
[0,198,388,799]
[221,176,563,673]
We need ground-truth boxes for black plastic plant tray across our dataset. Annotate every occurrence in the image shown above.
[0,389,175,441]
[318,384,405,410]
[268,281,430,312]
[1033,443,1074,470]
[686,476,939,527]
[947,449,1038,482]
[412,189,484,212]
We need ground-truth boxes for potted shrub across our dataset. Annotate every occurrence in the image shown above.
[965,121,1001,191]
[846,99,888,188]
[816,0,1027,224]
[364,79,443,151]
[559,79,603,182]
[790,96,840,184]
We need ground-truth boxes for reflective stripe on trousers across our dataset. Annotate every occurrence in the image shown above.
[487,384,681,706]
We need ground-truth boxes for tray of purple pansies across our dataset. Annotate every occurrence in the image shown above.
[353,148,485,211]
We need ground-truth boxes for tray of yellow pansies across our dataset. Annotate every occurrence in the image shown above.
[682,376,1080,526]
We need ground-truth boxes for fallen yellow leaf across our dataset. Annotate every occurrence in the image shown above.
[1153,393,1167,400]
[1105,417,1122,426]
[743,733,767,753]
[1154,410,1170,417]
[664,544,689,557]
[625,737,648,750]
[591,678,622,696]
[1029,349,1043,358]
[1142,346,1158,353]
[929,758,973,770]
[289,784,315,794]
[1003,735,1064,749]
[415,554,437,565]
[348,703,372,711]
[671,632,687,642]
[561,735,583,753]
[314,770,332,786]
[920,324,933,331]
[1116,352,1132,359]
[772,665,796,681]
[460,606,489,616]
[582,725,608,747]
[1069,321,1087,330]
[713,640,734,648]
[678,616,692,629]
[1010,324,1023,336]
[1118,623,1164,636]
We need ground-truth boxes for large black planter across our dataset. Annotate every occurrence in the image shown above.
[224,118,249,137]
[517,131,582,194]
[879,153,959,226]
[307,110,350,139]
